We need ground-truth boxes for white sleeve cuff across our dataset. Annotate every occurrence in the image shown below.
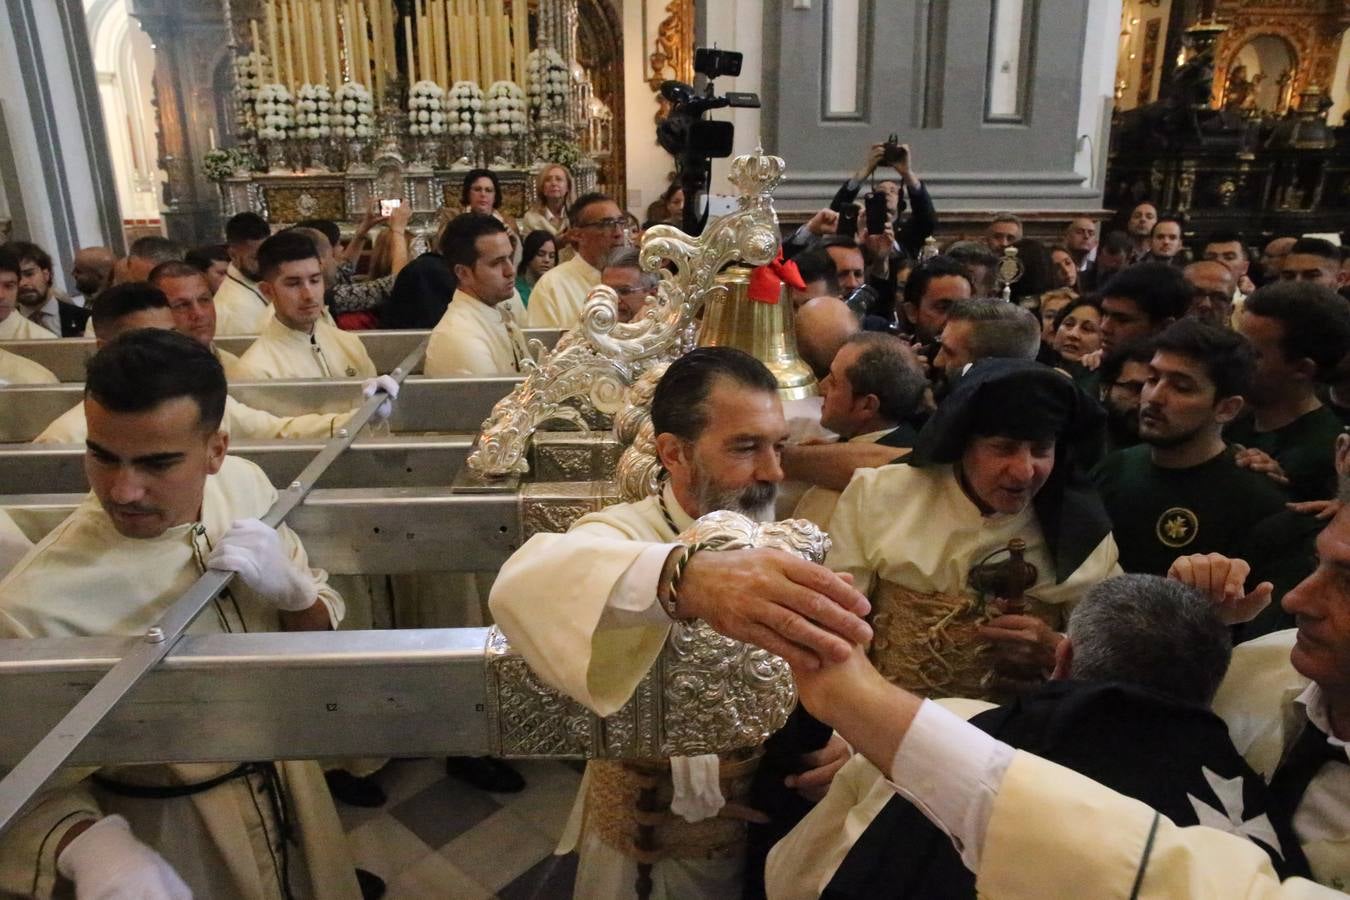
[597,543,681,629]
[885,699,1015,872]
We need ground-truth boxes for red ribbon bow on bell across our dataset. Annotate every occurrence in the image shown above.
[747,251,806,305]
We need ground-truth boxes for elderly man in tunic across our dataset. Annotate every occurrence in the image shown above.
[526,193,627,329]
[239,231,378,381]
[491,347,873,899]
[826,358,1121,700]
[0,329,360,899]
[33,283,395,444]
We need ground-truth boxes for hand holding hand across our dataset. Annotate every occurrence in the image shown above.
[207,519,316,612]
[58,816,192,900]
[785,733,852,801]
[675,548,872,671]
[1167,552,1272,625]
[362,374,400,423]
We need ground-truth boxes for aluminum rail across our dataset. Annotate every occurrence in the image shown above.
[0,339,428,832]
[0,328,564,382]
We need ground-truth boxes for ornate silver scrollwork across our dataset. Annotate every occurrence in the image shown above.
[466,148,786,478]
[484,510,823,758]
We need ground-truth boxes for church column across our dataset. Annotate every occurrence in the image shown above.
[128,0,230,244]
[0,0,125,282]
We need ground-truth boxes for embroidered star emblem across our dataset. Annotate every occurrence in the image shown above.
[1163,515,1191,540]
[1187,767,1284,859]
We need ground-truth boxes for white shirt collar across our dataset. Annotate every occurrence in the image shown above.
[1294,682,1350,756]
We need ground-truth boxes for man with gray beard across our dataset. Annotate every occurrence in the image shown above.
[491,347,872,899]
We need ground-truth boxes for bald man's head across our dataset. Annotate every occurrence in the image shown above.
[72,247,115,297]
[795,296,860,379]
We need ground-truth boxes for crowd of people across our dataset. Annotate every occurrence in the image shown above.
[1,145,1350,899]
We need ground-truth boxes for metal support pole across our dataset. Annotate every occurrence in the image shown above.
[0,340,427,832]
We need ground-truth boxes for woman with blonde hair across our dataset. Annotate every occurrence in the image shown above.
[520,163,573,237]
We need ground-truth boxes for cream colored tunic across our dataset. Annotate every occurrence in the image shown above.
[520,206,567,238]
[0,456,356,900]
[0,347,58,385]
[978,752,1338,899]
[1214,629,1350,887]
[425,289,529,376]
[491,487,749,899]
[826,462,1120,607]
[791,429,896,529]
[0,508,33,578]
[34,396,350,444]
[213,263,270,336]
[239,316,377,380]
[216,344,264,381]
[525,253,600,329]
[0,311,58,340]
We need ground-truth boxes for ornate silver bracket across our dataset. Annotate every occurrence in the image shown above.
[484,510,826,758]
[465,149,786,478]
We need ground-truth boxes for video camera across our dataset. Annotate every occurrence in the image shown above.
[656,47,761,234]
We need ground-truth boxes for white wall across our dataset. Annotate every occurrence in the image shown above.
[1075,0,1122,191]
[701,0,762,196]
[620,0,667,218]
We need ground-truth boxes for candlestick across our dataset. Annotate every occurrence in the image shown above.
[282,0,296,90]
[513,0,526,85]
[358,4,371,85]
[435,0,448,90]
[404,13,416,86]
[326,0,340,89]
[267,2,281,82]
[295,0,310,85]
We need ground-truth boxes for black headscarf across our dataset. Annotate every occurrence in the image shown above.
[909,358,1111,582]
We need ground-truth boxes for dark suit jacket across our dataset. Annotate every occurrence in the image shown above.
[56,299,91,337]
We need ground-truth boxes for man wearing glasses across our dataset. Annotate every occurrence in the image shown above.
[527,192,628,329]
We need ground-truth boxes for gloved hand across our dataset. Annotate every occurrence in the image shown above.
[362,374,400,424]
[207,518,316,611]
[57,815,192,900]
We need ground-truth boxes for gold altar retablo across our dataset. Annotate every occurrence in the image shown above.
[698,266,818,401]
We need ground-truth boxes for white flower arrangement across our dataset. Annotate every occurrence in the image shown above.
[233,52,270,130]
[446,81,484,137]
[294,83,333,139]
[408,80,447,136]
[253,83,295,141]
[333,82,375,139]
[526,48,569,121]
[484,81,527,136]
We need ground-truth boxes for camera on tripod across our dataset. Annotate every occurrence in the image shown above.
[656,47,761,234]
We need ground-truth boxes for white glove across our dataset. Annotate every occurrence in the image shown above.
[57,815,192,900]
[362,374,399,424]
[206,518,317,611]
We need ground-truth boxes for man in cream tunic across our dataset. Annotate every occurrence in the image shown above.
[0,346,57,385]
[526,193,626,329]
[772,602,1344,900]
[827,359,1121,700]
[0,246,58,340]
[425,214,530,376]
[214,211,273,336]
[33,285,387,444]
[491,347,872,899]
[0,329,359,900]
[151,260,264,381]
[238,231,377,380]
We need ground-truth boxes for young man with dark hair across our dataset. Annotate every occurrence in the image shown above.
[1124,200,1158,263]
[238,231,378,379]
[1279,238,1346,289]
[492,346,872,899]
[1147,215,1187,266]
[1203,229,1255,298]
[1228,281,1350,500]
[899,255,973,346]
[1092,320,1314,625]
[1097,338,1155,451]
[185,243,231,295]
[213,211,273,335]
[0,246,58,340]
[1097,261,1190,355]
[985,213,1023,253]
[1080,228,1132,291]
[527,191,626,328]
[0,329,363,899]
[425,213,530,375]
[8,239,89,336]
